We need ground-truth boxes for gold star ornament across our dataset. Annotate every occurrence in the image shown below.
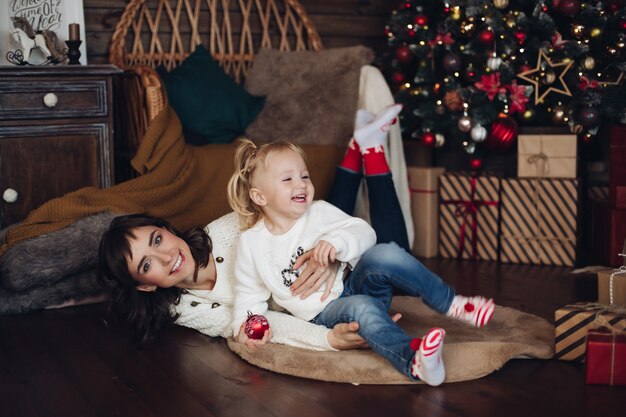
[517,49,574,105]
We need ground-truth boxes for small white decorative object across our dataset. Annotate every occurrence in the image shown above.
[471,125,488,142]
[435,133,445,148]
[3,188,18,203]
[487,56,502,70]
[43,92,58,108]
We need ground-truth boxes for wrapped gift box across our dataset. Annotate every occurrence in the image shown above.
[500,178,579,266]
[598,269,626,306]
[408,167,445,258]
[438,173,500,261]
[609,209,626,267]
[517,134,577,178]
[554,303,626,361]
[585,328,626,386]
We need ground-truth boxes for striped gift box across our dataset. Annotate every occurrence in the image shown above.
[501,178,579,266]
[554,304,626,361]
[438,173,500,261]
[588,185,609,202]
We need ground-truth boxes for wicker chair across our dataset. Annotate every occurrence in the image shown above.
[109,0,323,152]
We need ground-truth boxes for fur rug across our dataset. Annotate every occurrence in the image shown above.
[227,297,554,384]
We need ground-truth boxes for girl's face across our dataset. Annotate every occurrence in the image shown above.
[250,150,314,223]
[126,225,196,291]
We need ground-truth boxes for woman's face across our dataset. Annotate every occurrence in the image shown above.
[126,225,196,291]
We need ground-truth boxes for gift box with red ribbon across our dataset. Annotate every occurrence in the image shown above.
[500,177,580,266]
[585,328,626,386]
[438,173,500,261]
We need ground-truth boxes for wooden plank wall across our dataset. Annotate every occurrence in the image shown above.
[83,0,397,64]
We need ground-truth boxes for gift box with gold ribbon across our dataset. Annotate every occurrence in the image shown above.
[585,328,626,386]
[517,134,577,178]
[554,303,626,362]
[500,177,579,266]
[408,167,445,258]
[438,173,500,261]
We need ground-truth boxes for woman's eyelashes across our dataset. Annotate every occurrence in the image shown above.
[142,258,152,273]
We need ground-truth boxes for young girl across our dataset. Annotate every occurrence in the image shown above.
[227,104,495,386]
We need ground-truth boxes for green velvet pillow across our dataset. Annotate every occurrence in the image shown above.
[159,45,265,145]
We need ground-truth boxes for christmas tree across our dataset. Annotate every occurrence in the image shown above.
[381,0,626,170]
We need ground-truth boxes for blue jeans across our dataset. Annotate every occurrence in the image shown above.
[327,167,410,252]
[312,242,455,380]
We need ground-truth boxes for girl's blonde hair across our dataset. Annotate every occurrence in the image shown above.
[227,138,306,229]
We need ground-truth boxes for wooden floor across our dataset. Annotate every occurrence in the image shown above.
[1,259,623,417]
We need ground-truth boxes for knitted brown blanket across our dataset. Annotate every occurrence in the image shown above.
[0,106,343,255]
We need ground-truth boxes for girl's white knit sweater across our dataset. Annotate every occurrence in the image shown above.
[173,212,336,351]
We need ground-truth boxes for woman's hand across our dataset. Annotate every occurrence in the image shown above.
[236,322,272,349]
[327,313,402,350]
[290,251,339,301]
[309,240,336,268]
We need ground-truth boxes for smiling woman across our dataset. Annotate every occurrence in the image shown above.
[98,211,365,350]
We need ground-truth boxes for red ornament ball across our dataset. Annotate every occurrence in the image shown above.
[395,45,414,64]
[477,29,495,46]
[579,107,600,128]
[422,132,436,147]
[514,30,527,45]
[469,158,483,171]
[559,0,581,17]
[392,71,406,84]
[414,14,429,26]
[485,114,518,152]
[245,312,270,340]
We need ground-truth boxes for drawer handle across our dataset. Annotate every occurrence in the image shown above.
[43,92,58,108]
[2,188,18,203]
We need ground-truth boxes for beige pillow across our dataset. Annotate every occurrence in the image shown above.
[244,46,375,146]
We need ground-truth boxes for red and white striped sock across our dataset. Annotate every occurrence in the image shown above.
[410,328,446,386]
[446,295,495,328]
[339,138,362,173]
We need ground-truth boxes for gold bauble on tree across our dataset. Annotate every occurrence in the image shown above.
[494,0,509,9]
[582,55,596,70]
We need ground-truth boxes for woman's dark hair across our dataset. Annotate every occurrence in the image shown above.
[98,214,212,344]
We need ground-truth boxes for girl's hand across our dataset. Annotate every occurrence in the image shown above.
[327,313,402,350]
[290,251,339,301]
[236,323,272,349]
[310,240,336,267]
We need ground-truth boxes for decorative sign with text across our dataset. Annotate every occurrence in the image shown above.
[1,0,87,65]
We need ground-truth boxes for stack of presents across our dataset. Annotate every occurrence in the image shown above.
[408,127,626,386]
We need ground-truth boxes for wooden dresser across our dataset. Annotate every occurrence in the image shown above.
[0,65,121,229]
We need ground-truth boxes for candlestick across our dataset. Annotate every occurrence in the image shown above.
[65,40,82,65]
[69,23,80,41]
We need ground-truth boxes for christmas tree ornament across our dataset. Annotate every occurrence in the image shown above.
[485,113,517,152]
[244,312,270,340]
[478,28,495,46]
[470,124,487,142]
[487,56,502,70]
[463,141,476,154]
[590,28,602,38]
[422,131,436,147]
[579,107,600,127]
[503,12,517,29]
[458,115,472,132]
[469,158,483,170]
[493,0,509,9]
[571,24,585,38]
[414,14,428,26]
[435,133,446,148]
[392,71,406,84]
[443,90,463,111]
[517,49,574,104]
[522,108,535,121]
[582,55,596,70]
[551,106,566,124]
[541,70,556,85]
[395,45,414,64]
[559,0,581,17]
[571,123,583,134]
[442,52,462,73]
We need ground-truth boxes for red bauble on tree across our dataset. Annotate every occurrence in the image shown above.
[244,312,270,340]
[392,71,406,84]
[477,28,495,46]
[421,132,436,147]
[414,14,428,26]
[559,0,581,17]
[469,158,483,171]
[485,114,518,152]
[395,45,414,64]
